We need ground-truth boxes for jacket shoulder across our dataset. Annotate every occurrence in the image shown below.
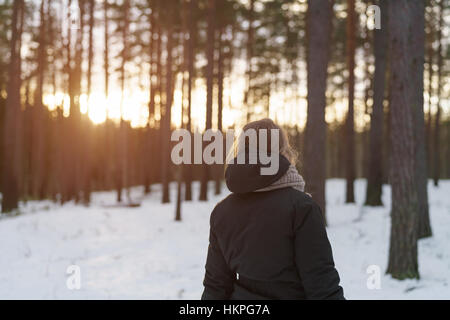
[283,188,318,209]
[287,189,325,225]
[209,194,235,223]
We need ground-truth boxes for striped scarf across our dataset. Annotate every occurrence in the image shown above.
[255,165,305,193]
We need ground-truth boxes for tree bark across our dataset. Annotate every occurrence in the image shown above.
[184,0,196,201]
[104,0,109,102]
[365,0,387,206]
[345,0,356,203]
[410,0,431,238]
[161,7,174,204]
[245,0,254,122]
[144,5,156,195]
[425,0,434,180]
[215,26,224,196]
[386,0,420,280]
[199,0,215,201]
[175,166,183,221]
[81,0,95,205]
[31,0,47,200]
[304,0,333,221]
[71,0,85,202]
[433,0,444,187]
[117,0,130,203]
[2,0,24,213]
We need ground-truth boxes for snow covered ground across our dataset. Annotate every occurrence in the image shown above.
[0,179,449,299]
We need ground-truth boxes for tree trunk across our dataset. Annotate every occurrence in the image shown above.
[175,0,192,220]
[345,0,356,203]
[184,0,196,201]
[365,0,387,206]
[199,0,215,201]
[87,0,94,98]
[245,0,255,122]
[161,11,174,204]
[2,0,24,213]
[304,0,333,221]
[103,0,112,193]
[62,0,72,204]
[155,3,164,196]
[433,0,443,187]
[31,0,47,200]
[117,0,130,203]
[410,0,431,238]
[145,6,156,195]
[71,0,85,202]
[386,0,420,280]
[425,1,434,180]
[175,166,183,221]
[104,0,109,102]
[215,26,224,196]
[82,0,95,205]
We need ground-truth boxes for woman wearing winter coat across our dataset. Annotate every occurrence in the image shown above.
[201,118,344,300]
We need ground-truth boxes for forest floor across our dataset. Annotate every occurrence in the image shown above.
[0,179,449,299]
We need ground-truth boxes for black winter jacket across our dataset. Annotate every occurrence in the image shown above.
[201,155,344,300]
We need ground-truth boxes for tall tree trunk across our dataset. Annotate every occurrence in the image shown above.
[365,0,387,206]
[176,0,192,220]
[345,0,356,203]
[2,0,24,213]
[82,0,95,205]
[245,0,254,122]
[161,9,174,204]
[31,0,47,200]
[304,0,333,221]
[446,120,450,179]
[410,0,431,238]
[87,0,94,98]
[199,0,215,201]
[184,0,196,201]
[62,0,73,204]
[215,26,224,196]
[382,91,391,184]
[103,0,112,191]
[53,107,64,202]
[426,0,434,180]
[386,0,420,280]
[71,0,85,202]
[117,0,130,203]
[175,166,183,220]
[433,0,443,187]
[104,0,109,103]
[144,6,156,195]
[156,12,163,123]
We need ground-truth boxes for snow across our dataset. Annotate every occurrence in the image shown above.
[0,179,449,299]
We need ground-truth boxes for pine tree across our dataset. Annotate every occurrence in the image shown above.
[199,0,216,201]
[433,0,444,186]
[31,0,47,200]
[365,0,387,206]
[304,0,333,220]
[386,0,420,280]
[410,0,431,238]
[161,0,175,204]
[1,0,24,213]
[184,0,196,201]
[345,0,356,203]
